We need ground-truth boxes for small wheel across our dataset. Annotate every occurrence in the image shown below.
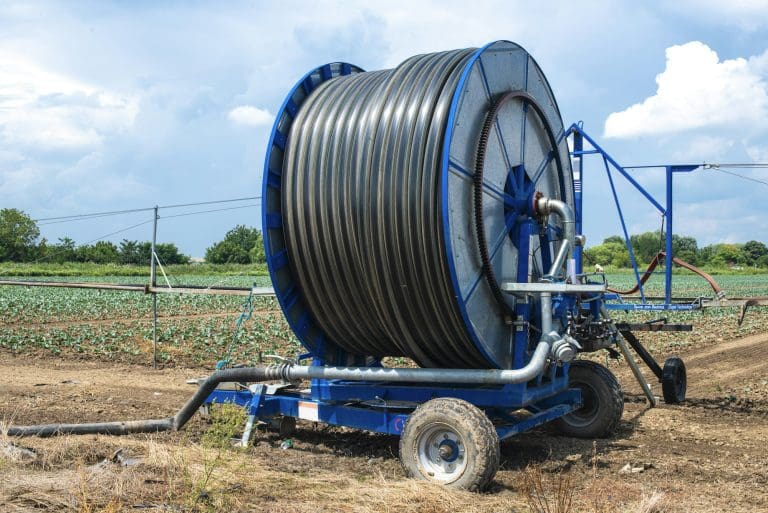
[555,360,624,438]
[267,416,296,437]
[399,398,499,491]
[662,357,686,404]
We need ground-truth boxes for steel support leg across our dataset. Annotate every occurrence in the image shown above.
[620,330,663,380]
[601,306,657,407]
[615,333,658,407]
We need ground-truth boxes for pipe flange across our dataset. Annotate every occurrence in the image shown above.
[531,191,545,217]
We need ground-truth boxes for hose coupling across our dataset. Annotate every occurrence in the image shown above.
[551,334,582,363]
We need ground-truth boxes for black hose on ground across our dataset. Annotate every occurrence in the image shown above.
[6,366,280,438]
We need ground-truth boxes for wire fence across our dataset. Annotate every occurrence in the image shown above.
[3,195,275,367]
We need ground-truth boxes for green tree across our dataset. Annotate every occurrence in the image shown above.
[704,243,743,268]
[155,243,190,265]
[118,240,189,265]
[672,235,698,264]
[205,225,264,264]
[602,235,625,245]
[629,231,665,264]
[742,240,768,265]
[119,239,144,265]
[0,208,40,262]
[205,240,250,264]
[698,244,716,266]
[76,241,120,264]
[584,241,630,268]
[46,237,77,263]
[249,241,266,264]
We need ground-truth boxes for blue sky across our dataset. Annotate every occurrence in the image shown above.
[1,0,767,257]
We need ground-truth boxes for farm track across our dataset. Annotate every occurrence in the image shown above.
[1,330,767,512]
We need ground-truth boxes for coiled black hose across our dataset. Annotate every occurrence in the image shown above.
[282,49,489,369]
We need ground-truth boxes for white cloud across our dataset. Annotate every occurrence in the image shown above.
[746,144,768,162]
[604,42,768,139]
[671,135,734,161]
[0,50,138,151]
[668,1,768,31]
[227,105,273,127]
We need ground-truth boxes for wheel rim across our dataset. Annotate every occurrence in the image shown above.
[416,424,467,483]
[566,380,600,427]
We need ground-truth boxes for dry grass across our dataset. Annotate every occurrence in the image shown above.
[521,465,574,513]
[0,434,528,513]
[634,491,670,513]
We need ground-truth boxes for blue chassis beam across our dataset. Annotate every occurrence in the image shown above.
[204,381,581,440]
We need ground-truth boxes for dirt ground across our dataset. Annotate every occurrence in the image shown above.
[1,331,767,512]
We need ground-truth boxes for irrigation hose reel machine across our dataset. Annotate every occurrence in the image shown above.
[7,40,690,492]
[256,40,687,489]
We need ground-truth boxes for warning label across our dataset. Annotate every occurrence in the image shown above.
[297,401,319,422]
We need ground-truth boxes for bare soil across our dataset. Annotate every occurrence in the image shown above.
[1,332,767,512]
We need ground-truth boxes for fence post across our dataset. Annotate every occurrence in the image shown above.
[151,206,159,368]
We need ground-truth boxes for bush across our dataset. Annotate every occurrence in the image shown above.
[205,225,265,264]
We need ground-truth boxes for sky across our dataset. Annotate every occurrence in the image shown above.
[1,0,767,257]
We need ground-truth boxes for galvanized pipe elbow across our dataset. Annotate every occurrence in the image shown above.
[535,197,576,248]
[536,197,576,279]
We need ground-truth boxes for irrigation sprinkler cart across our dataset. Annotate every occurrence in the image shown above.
[7,42,766,493]
[205,46,690,489]
[202,113,712,488]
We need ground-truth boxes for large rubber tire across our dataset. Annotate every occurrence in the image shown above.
[399,398,499,491]
[661,357,687,404]
[555,360,624,438]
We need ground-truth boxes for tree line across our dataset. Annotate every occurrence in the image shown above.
[3,207,765,268]
[0,208,266,265]
[585,232,768,269]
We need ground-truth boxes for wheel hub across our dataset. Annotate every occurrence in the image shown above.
[438,439,460,462]
[417,425,467,481]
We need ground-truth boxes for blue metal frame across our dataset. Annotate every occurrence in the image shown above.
[567,124,700,311]
[205,379,581,441]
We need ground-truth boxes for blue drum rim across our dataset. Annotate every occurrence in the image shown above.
[262,62,364,360]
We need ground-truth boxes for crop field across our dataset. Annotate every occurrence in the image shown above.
[1,272,766,365]
[0,274,299,366]
[0,271,767,512]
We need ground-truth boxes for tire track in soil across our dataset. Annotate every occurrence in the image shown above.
[682,332,768,396]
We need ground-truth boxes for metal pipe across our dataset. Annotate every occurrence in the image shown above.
[537,197,576,281]
[285,336,556,385]
[540,291,553,334]
[5,419,174,437]
[600,306,657,407]
[151,205,159,369]
[286,292,558,385]
[0,280,148,292]
[536,197,576,250]
[0,280,276,297]
[547,238,571,278]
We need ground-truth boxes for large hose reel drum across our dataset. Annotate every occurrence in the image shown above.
[263,41,573,370]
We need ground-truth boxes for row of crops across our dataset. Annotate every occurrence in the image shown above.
[0,274,300,366]
[0,273,766,367]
